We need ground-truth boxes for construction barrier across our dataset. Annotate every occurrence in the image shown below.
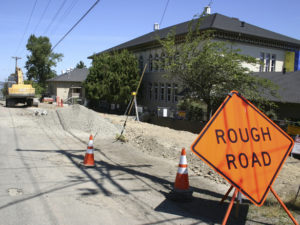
[166,147,193,201]
[83,135,95,167]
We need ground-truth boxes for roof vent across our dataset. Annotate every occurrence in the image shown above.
[204,6,211,15]
[153,23,159,31]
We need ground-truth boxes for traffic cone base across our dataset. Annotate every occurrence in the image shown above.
[84,153,95,166]
[174,173,189,190]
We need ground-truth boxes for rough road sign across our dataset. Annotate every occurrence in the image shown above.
[191,91,294,206]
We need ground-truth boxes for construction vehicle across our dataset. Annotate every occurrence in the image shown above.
[6,67,35,107]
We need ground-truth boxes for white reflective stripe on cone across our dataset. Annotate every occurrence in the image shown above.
[177,167,188,174]
[88,141,93,147]
[179,156,187,165]
[86,149,94,154]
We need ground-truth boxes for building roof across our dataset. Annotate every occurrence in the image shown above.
[47,68,88,82]
[254,71,300,104]
[90,13,300,57]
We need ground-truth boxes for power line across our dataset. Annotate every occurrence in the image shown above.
[159,0,170,27]
[50,0,79,36]
[33,0,52,35]
[43,0,67,35]
[15,0,38,55]
[51,0,100,51]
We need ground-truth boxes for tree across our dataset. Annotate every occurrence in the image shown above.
[76,61,87,69]
[159,14,278,120]
[84,50,140,108]
[25,35,63,86]
[1,82,8,97]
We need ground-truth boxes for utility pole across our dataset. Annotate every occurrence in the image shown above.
[12,56,21,68]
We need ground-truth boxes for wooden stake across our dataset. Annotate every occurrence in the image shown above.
[120,64,147,135]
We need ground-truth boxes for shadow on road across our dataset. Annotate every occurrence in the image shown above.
[155,194,249,225]
[13,147,253,224]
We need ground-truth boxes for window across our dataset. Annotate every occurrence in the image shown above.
[161,53,165,71]
[139,56,143,71]
[173,84,178,102]
[175,51,180,62]
[167,84,171,102]
[154,54,159,71]
[265,53,270,72]
[149,54,153,72]
[260,52,276,72]
[259,52,264,72]
[271,54,276,72]
[160,83,165,101]
[148,82,152,100]
[154,83,158,100]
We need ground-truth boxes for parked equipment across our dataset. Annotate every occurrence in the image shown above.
[6,67,35,107]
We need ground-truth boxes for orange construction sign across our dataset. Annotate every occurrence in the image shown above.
[191,91,294,206]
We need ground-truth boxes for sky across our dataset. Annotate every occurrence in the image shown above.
[0,0,300,82]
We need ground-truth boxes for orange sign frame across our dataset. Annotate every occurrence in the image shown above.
[191,91,294,206]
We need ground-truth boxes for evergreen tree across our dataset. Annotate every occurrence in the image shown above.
[85,50,140,107]
[76,61,86,69]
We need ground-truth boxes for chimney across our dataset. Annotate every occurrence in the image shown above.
[153,23,159,31]
[241,21,245,27]
[204,6,211,15]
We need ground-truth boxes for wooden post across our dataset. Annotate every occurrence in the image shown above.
[134,95,139,121]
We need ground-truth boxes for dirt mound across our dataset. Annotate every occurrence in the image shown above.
[56,104,119,140]
[34,104,300,199]
[102,113,300,197]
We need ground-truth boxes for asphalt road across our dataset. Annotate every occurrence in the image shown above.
[0,105,248,225]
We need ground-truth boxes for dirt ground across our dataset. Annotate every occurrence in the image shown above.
[31,103,300,224]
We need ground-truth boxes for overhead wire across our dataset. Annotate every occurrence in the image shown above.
[51,0,100,51]
[49,0,79,36]
[33,0,52,35]
[43,0,67,35]
[159,0,170,27]
[15,0,38,55]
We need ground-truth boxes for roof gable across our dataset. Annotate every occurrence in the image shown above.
[47,68,88,82]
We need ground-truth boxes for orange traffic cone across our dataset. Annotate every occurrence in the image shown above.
[167,148,193,201]
[83,135,95,167]
[174,148,189,191]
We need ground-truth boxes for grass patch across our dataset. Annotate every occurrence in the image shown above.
[115,134,127,142]
[247,190,300,224]
[285,190,300,213]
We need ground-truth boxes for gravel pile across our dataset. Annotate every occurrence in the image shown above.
[32,104,300,193]
[56,104,119,140]
[102,115,229,185]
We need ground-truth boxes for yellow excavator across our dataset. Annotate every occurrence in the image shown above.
[6,67,35,107]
